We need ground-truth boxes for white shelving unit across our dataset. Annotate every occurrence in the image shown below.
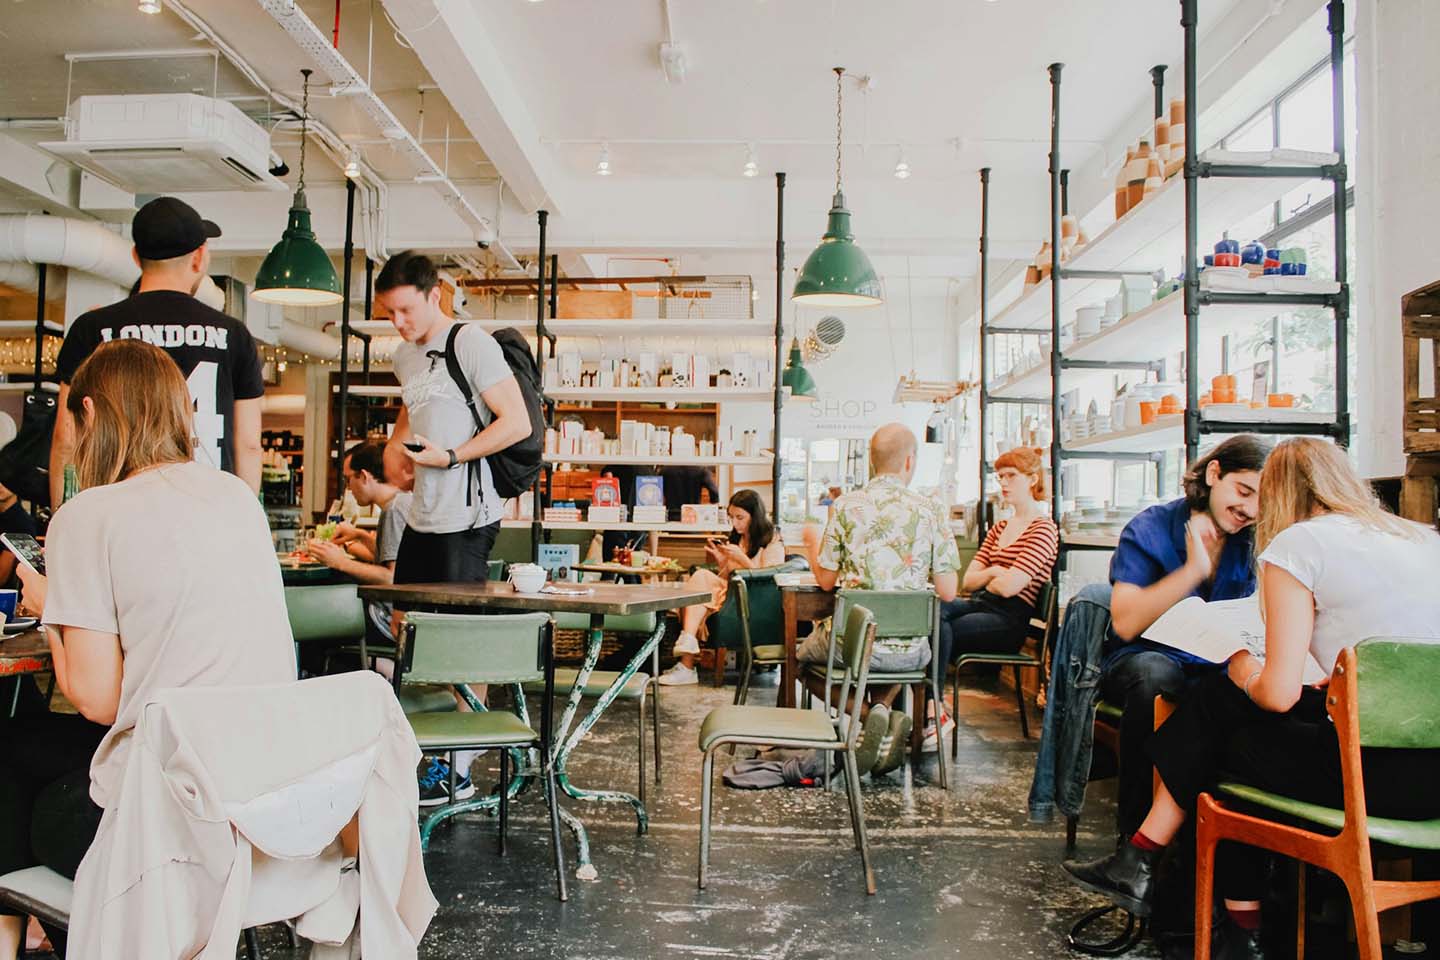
[545,453,772,467]
[502,519,733,533]
[348,317,773,339]
[1063,415,1184,454]
[1062,533,1120,549]
[546,386,773,403]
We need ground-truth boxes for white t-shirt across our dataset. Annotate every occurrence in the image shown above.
[44,460,297,807]
[391,323,514,534]
[1258,513,1440,674]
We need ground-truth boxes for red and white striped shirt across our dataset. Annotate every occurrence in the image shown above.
[975,517,1059,608]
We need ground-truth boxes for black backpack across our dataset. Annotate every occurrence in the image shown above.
[442,324,545,500]
[0,391,56,509]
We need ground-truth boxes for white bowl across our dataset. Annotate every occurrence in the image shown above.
[509,569,547,593]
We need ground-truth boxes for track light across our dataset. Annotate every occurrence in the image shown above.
[343,151,361,179]
[138,0,161,12]
[894,147,911,180]
[743,143,759,178]
[595,143,612,177]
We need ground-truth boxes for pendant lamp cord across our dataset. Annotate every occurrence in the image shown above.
[298,68,312,193]
[833,66,845,195]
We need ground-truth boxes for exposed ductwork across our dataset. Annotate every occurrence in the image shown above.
[0,262,65,300]
[0,214,138,290]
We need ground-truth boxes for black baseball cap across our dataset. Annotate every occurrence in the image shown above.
[132,197,221,261]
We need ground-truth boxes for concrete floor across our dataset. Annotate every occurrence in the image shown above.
[229,672,1139,960]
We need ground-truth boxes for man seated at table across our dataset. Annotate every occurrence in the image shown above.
[306,440,411,644]
[799,422,960,777]
[1028,435,1268,842]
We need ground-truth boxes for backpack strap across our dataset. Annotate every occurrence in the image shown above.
[442,324,483,508]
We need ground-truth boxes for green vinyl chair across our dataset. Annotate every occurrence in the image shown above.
[1195,638,1440,960]
[524,612,663,806]
[394,611,568,901]
[697,604,879,894]
[730,572,788,706]
[950,579,1059,751]
[804,589,949,789]
[285,583,366,668]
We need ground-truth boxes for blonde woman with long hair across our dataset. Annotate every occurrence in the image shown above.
[1064,438,1440,958]
[0,340,295,959]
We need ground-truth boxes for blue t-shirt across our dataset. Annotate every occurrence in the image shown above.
[1104,497,1256,667]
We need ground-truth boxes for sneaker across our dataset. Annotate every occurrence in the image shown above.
[418,756,476,808]
[872,710,913,776]
[658,662,699,686]
[852,704,890,775]
[920,712,956,754]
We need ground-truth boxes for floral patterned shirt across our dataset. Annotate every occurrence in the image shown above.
[818,474,961,651]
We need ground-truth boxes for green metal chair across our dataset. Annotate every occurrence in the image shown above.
[1195,638,1440,960]
[706,561,804,688]
[731,572,788,706]
[804,589,950,789]
[697,604,879,894]
[394,610,568,901]
[524,611,663,806]
[950,579,1059,753]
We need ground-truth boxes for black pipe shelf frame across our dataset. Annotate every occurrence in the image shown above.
[979,1,1351,556]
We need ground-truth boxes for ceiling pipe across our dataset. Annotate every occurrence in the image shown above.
[0,215,137,289]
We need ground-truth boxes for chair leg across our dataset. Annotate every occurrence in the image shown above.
[497,748,509,856]
[842,748,877,895]
[1344,873,1385,960]
[734,649,753,706]
[951,672,961,761]
[1195,806,1218,960]
[1296,863,1307,960]
[1065,814,1079,856]
[930,677,949,790]
[650,651,663,785]
[542,756,568,902]
[637,689,647,807]
[1013,666,1031,739]
[839,748,861,848]
[699,750,716,890]
[243,927,261,960]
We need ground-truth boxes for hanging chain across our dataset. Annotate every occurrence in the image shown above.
[834,70,842,192]
[298,68,312,193]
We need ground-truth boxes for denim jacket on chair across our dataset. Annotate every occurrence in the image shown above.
[1027,582,1112,823]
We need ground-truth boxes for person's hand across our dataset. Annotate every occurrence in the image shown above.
[403,434,452,469]
[801,522,824,552]
[331,521,362,546]
[1227,650,1262,691]
[15,565,46,619]
[1184,513,1221,581]
[719,542,748,564]
[703,539,722,561]
[306,538,349,569]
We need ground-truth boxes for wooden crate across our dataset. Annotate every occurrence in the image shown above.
[1402,279,1440,454]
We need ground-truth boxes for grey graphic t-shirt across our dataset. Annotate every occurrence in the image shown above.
[391,323,513,533]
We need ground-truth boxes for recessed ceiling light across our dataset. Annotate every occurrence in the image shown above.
[742,143,759,178]
[894,147,911,180]
[595,143,612,176]
[138,0,162,12]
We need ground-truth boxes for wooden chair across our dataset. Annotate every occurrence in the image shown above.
[949,579,1059,753]
[1195,639,1440,960]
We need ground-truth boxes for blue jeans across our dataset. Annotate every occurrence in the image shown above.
[1028,583,1111,824]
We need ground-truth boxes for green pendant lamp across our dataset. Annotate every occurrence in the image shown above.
[781,337,817,401]
[252,69,342,307]
[792,67,883,308]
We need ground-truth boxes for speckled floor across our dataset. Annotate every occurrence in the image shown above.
[232,672,1139,959]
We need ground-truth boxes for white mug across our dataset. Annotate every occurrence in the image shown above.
[508,563,547,594]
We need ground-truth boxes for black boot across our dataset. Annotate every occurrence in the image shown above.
[1062,842,1160,917]
[1213,915,1267,960]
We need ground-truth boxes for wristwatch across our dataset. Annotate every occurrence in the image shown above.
[446,448,460,469]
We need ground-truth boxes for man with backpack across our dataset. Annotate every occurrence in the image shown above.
[377,251,535,584]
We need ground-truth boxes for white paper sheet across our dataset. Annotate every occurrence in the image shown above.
[1142,595,1327,684]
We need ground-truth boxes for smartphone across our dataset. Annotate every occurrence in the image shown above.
[1,534,44,576]
[403,441,425,453]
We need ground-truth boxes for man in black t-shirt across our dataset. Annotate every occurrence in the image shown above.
[50,197,265,505]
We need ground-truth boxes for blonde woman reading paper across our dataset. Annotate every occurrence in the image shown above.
[1063,439,1440,959]
[659,489,785,686]
[0,340,295,960]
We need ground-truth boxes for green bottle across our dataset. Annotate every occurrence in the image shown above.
[61,464,78,505]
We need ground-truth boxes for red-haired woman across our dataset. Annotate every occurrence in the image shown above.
[929,446,1058,746]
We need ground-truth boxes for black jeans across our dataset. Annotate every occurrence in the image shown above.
[394,522,500,584]
[1101,650,1214,837]
[937,592,1031,667]
[1148,671,1440,900]
[0,713,107,891]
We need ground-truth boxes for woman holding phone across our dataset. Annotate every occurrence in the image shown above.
[658,489,785,686]
[0,340,295,959]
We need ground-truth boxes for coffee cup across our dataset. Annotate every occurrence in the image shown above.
[0,590,17,623]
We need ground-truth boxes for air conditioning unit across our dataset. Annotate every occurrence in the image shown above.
[40,94,286,193]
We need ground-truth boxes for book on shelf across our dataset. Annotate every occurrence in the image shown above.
[587,506,623,524]
[543,503,583,523]
[632,505,667,524]
[681,503,722,526]
[1142,595,1326,684]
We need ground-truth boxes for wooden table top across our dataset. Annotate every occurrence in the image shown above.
[775,572,822,591]
[360,580,712,616]
[0,629,50,676]
[574,562,683,578]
